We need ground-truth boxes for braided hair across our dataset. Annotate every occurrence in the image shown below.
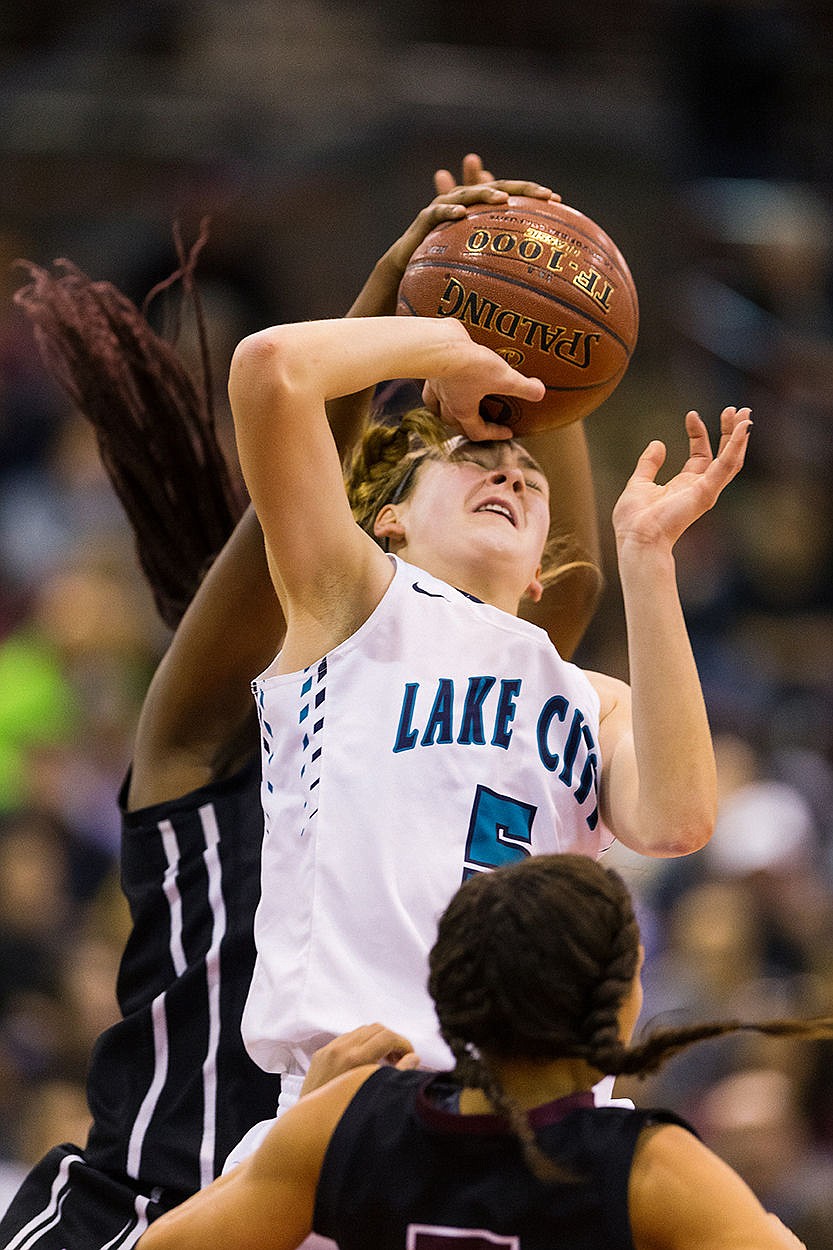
[343,408,574,588]
[428,853,833,1182]
[344,405,449,530]
[13,222,245,631]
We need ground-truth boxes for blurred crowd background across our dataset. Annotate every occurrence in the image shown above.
[0,0,832,1243]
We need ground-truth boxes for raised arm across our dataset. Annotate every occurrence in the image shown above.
[128,504,279,807]
[590,407,752,857]
[228,314,545,671]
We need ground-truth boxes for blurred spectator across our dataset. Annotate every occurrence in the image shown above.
[695,1069,833,1250]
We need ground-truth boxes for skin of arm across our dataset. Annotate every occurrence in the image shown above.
[519,421,603,659]
[128,504,280,808]
[137,1070,368,1250]
[588,407,751,857]
[139,1018,417,1250]
[629,1123,806,1250]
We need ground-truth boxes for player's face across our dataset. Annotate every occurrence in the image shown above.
[390,442,551,597]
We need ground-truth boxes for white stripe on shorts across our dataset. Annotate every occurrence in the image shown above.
[3,1152,82,1250]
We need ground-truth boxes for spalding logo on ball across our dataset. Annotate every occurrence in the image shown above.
[396,196,638,435]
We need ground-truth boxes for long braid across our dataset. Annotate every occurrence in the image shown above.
[13,226,245,630]
[428,853,833,1185]
[572,878,640,1077]
[617,1017,833,1076]
[445,1034,570,1184]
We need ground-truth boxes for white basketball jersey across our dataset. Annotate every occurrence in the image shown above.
[243,556,611,1074]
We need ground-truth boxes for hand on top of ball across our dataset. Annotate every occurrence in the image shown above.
[384,179,559,281]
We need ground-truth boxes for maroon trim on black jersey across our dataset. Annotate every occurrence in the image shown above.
[416,1073,595,1136]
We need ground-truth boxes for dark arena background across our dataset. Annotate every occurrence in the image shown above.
[0,2,832,1242]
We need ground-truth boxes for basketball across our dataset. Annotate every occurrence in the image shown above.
[396,196,638,435]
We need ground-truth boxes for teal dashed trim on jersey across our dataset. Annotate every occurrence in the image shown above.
[299,657,327,833]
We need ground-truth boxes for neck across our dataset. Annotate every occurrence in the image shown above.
[398,549,524,616]
[458,1056,603,1115]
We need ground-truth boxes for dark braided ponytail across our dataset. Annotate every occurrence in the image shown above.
[428,853,833,1183]
[13,222,245,630]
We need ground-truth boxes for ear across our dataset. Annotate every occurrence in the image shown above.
[373,504,406,546]
[524,564,544,604]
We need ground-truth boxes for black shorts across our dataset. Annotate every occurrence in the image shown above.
[0,1145,172,1250]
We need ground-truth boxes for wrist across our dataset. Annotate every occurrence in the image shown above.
[376,250,408,285]
[615,538,677,585]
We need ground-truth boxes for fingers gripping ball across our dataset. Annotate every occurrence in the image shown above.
[397,197,639,434]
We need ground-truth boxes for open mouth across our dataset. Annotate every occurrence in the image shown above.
[475,500,517,527]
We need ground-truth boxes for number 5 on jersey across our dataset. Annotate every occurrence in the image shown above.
[462,785,536,881]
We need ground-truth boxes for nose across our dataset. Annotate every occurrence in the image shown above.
[489,465,525,493]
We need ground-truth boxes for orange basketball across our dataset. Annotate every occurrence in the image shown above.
[396,196,638,434]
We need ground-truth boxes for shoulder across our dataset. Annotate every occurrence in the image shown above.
[628,1119,790,1248]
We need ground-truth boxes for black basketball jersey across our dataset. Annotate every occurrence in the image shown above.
[83,754,282,1196]
[314,1067,694,1250]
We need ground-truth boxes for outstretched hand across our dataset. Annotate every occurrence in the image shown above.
[299,1023,420,1097]
[382,152,558,283]
[612,407,752,555]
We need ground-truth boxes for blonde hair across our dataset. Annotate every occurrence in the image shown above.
[343,407,599,595]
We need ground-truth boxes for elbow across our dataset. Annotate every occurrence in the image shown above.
[652,820,714,859]
[621,811,716,860]
[637,810,710,860]
[229,328,302,404]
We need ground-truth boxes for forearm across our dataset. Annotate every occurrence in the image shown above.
[346,252,408,319]
[614,544,716,857]
[522,423,601,568]
[602,408,750,856]
[324,254,411,448]
[232,315,471,418]
[129,506,282,808]
[520,421,603,657]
